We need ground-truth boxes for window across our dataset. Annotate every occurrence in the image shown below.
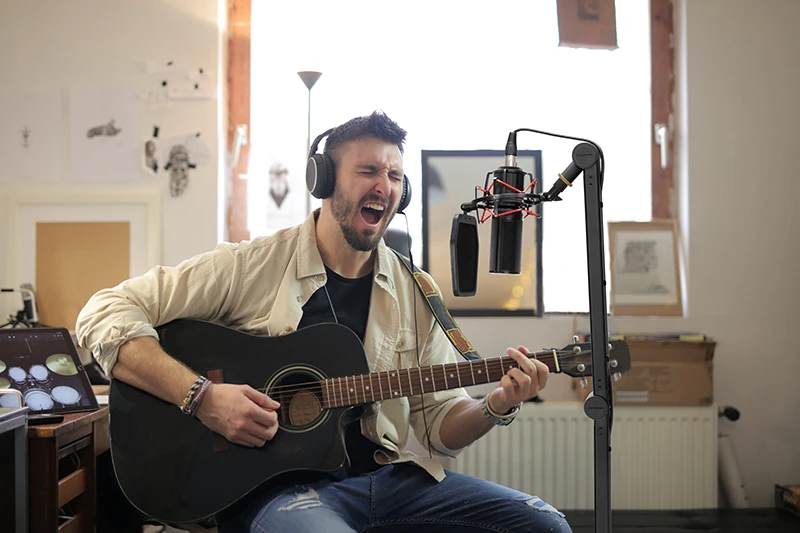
[230,0,674,313]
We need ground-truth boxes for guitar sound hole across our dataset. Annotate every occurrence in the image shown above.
[271,371,324,429]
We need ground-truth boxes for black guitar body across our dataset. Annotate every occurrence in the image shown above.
[109,319,369,524]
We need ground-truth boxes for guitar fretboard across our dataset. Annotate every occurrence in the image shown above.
[321,351,560,408]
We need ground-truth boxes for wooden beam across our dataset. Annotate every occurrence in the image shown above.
[651,0,676,219]
[226,0,251,243]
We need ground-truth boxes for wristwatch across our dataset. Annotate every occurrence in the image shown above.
[481,395,521,426]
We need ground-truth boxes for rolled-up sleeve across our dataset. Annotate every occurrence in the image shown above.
[407,319,473,458]
[75,243,239,376]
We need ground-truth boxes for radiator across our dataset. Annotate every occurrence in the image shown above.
[448,402,718,510]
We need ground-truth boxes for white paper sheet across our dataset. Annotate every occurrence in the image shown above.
[0,89,63,183]
[68,86,142,182]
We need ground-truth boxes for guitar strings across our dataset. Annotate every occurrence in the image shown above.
[255,351,586,400]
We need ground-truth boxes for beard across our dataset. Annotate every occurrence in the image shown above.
[330,185,395,252]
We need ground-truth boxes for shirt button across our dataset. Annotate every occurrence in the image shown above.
[296,296,302,302]
[284,326,293,333]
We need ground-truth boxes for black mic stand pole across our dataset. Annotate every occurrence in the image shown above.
[545,142,614,533]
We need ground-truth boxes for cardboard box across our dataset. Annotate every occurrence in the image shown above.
[574,335,715,406]
[776,484,800,518]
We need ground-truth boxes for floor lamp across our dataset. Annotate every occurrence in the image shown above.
[298,71,322,216]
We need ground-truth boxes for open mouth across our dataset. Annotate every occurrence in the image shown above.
[360,202,387,226]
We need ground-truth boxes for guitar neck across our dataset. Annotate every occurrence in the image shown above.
[322,350,562,409]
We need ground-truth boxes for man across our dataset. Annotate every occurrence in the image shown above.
[76,111,571,533]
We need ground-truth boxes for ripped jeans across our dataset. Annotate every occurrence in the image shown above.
[218,463,572,533]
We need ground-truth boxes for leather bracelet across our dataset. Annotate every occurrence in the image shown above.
[481,395,521,426]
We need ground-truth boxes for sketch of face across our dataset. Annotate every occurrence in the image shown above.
[167,145,190,196]
[269,162,290,207]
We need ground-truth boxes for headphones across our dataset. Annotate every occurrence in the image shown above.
[305,128,412,213]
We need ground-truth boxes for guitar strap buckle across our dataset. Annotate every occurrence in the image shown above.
[391,249,482,362]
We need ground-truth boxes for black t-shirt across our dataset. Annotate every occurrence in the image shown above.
[297,266,382,476]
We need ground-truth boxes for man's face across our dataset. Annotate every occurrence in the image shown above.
[329,138,403,252]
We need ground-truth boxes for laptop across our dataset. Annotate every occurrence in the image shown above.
[0,327,99,414]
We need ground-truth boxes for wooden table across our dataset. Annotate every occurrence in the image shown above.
[27,406,110,533]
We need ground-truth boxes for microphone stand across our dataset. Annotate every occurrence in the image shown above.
[546,143,613,533]
[457,136,613,533]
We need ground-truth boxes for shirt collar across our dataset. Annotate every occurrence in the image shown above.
[296,209,395,291]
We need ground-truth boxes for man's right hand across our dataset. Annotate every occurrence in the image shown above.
[195,383,280,447]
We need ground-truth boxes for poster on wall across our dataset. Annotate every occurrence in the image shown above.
[0,89,63,184]
[246,155,309,236]
[68,85,142,183]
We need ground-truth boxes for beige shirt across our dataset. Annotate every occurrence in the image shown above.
[76,211,473,480]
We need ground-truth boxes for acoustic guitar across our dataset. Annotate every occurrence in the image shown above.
[109,319,630,523]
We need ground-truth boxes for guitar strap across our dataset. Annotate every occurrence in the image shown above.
[391,249,482,361]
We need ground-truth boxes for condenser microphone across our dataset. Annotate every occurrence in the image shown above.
[488,164,528,275]
[450,213,479,296]
[20,283,39,326]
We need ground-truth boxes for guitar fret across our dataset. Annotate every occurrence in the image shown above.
[369,373,375,402]
[456,364,462,387]
[470,361,476,385]
[383,371,393,400]
[338,377,345,407]
[378,371,385,400]
[394,371,402,397]
[418,366,425,394]
[406,368,413,395]
[442,363,448,389]
[347,376,353,405]
[429,366,436,392]
[324,379,330,408]
[483,359,490,383]
[360,375,366,404]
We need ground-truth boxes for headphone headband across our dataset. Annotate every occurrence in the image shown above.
[305,127,411,213]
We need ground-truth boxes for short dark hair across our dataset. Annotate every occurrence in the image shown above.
[324,111,407,165]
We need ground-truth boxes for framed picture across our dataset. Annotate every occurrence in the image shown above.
[608,219,683,316]
[421,150,543,316]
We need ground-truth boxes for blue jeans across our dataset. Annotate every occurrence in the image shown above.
[218,463,572,533]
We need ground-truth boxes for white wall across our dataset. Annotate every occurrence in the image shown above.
[0,0,223,308]
[2,0,797,510]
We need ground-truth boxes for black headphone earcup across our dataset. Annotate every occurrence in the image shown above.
[397,175,412,213]
[306,153,336,199]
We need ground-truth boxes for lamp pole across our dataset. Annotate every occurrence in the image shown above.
[297,71,322,216]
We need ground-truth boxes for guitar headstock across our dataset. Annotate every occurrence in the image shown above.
[554,340,632,379]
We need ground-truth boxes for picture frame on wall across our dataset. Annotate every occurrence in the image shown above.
[608,219,683,316]
[421,150,543,317]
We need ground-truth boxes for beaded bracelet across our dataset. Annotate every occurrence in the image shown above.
[180,375,208,415]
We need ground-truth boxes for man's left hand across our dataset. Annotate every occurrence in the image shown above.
[487,345,549,414]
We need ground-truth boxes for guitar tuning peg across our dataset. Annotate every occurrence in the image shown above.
[572,335,579,344]
[613,372,622,382]
[580,377,588,389]
[610,358,618,368]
